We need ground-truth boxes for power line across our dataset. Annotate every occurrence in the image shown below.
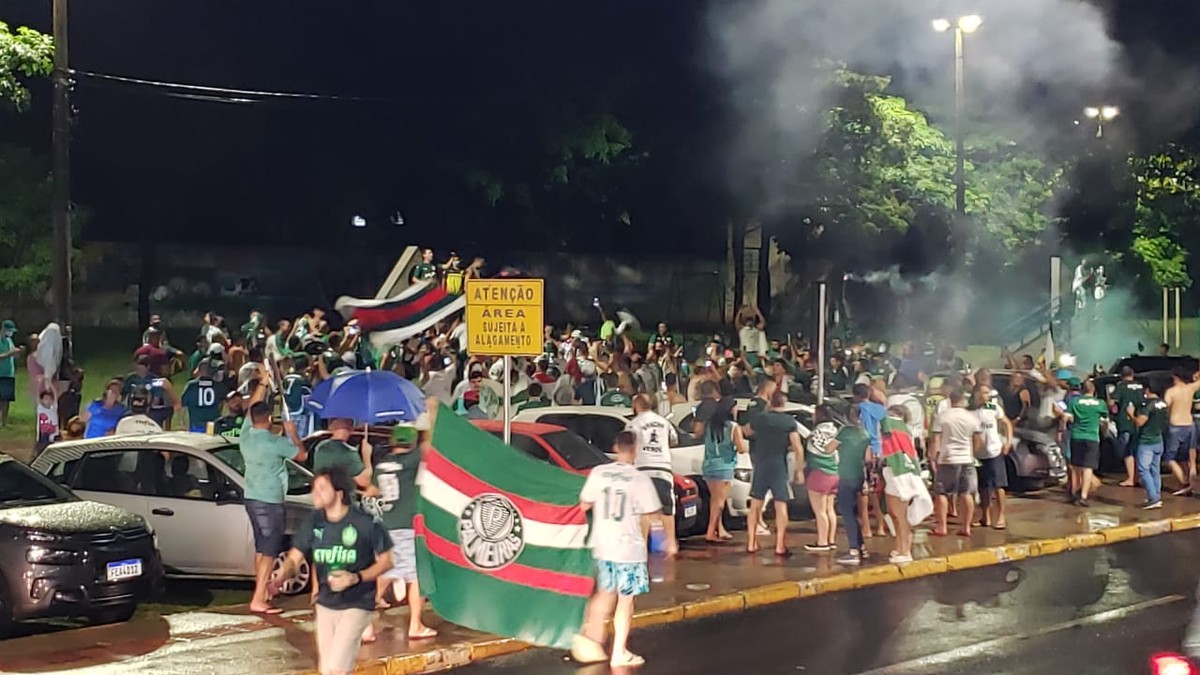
[71,69,398,104]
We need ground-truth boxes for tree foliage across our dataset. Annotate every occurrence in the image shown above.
[1126,145,1200,288]
[0,22,52,111]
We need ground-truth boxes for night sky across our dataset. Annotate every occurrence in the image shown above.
[2,1,1199,256]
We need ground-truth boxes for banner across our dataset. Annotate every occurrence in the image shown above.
[334,281,465,349]
[414,405,594,648]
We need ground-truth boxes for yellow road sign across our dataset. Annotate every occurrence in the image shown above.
[465,278,545,357]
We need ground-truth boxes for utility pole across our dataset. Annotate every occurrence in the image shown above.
[51,0,73,326]
[954,27,966,217]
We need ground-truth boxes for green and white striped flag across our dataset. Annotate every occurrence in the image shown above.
[414,404,594,648]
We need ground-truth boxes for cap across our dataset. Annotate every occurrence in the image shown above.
[571,329,583,339]
[2,320,16,333]
[391,425,418,446]
[1055,369,1072,380]
[1067,376,1082,387]
[149,314,162,324]
[208,343,226,355]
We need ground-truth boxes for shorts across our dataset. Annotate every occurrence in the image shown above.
[934,464,978,496]
[976,455,1009,490]
[650,476,675,517]
[596,560,649,597]
[1115,430,1137,459]
[383,528,417,583]
[245,499,287,557]
[803,470,839,495]
[0,377,15,402]
[148,408,173,428]
[1166,425,1195,464]
[1069,440,1101,470]
[314,605,373,675]
[702,459,735,482]
[749,461,791,502]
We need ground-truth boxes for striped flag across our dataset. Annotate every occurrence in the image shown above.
[334,282,465,349]
[879,416,933,526]
[414,404,594,649]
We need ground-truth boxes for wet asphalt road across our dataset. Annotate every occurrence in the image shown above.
[459,531,1200,675]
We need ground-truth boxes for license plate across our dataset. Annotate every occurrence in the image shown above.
[106,558,142,582]
[684,504,698,518]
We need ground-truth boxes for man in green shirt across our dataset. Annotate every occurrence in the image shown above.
[0,319,21,426]
[312,418,372,491]
[121,356,154,409]
[180,360,224,433]
[1065,379,1107,507]
[515,382,551,413]
[835,405,871,565]
[363,425,436,639]
[1107,366,1145,488]
[240,382,307,614]
[409,248,438,285]
[1134,382,1169,509]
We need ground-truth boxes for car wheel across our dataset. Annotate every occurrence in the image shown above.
[89,604,136,625]
[273,551,311,595]
[1003,455,1038,494]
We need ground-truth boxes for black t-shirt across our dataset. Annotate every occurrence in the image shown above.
[293,506,393,611]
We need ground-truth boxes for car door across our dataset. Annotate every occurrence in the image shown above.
[68,449,151,530]
[539,413,626,453]
[144,451,247,575]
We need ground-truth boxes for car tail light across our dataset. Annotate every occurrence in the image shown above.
[1152,653,1195,675]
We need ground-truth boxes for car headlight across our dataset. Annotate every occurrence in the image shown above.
[733,468,753,483]
[27,546,78,565]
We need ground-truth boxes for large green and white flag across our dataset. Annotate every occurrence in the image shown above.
[414,404,594,649]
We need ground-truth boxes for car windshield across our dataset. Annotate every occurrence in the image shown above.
[211,446,314,496]
[0,460,76,508]
[541,431,612,471]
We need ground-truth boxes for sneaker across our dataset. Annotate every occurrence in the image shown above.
[571,635,609,665]
[1142,500,1164,510]
[755,522,771,536]
[836,551,862,566]
[1173,487,1193,497]
[889,553,913,564]
[1076,498,1090,507]
[803,543,834,553]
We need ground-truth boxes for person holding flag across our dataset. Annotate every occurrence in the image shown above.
[880,406,932,564]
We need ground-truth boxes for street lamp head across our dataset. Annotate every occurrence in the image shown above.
[1083,107,1101,119]
[958,15,984,34]
[932,18,952,32]
[1100,105,1120,120]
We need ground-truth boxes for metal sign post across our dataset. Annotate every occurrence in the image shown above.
[464,278,545,446]
[1164,288,1170,347]
[817,282,827,405]
[1176,287,1183,349]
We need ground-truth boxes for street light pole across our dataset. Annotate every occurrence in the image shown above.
[1083,105,1120,138]
[934,15,981,218]
[51,0,73,326]
[954,27,966,217]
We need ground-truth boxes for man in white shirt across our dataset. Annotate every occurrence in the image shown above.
[573,430,661,669]
[929,388,984,537]
[974,383,1013,529]
[627,394,679,557]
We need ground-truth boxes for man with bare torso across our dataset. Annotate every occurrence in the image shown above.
[1162,367,1200,495]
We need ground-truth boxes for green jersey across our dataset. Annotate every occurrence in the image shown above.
[1068,394,1106,442]
[367,449,421,530]
[282,373,312,415]
[1110,380,1145,432]
[0,337,14,378]
[1137,397,1169,444]
[181,377,223,432]
[312,439,365,478]
[292,507,391,611]
[410,262,437,284]
[835,425,870,484]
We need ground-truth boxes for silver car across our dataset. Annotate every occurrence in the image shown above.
[32,432,314,594]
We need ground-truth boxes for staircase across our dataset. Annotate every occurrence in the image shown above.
[1001,299,1058,357]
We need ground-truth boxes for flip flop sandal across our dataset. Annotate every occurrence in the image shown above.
[408,627,439,640]
[611,652,646,668]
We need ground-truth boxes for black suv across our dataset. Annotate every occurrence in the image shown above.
[0,455,163,634]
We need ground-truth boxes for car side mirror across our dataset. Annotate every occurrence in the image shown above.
[214,488,242,504]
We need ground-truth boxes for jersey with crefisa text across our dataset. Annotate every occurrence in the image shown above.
[458,494,525,570]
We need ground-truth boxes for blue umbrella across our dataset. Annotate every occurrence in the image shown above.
[305,369,426,423]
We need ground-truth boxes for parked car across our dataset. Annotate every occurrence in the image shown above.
[472,419,702,536]
[0,454,163,633]
[32,432,314,595]
[1004,426,1068,492]
[1092,356,1198,474]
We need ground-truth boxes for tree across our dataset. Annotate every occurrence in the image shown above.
[1126,144,1200,289]
[0,22,52,111]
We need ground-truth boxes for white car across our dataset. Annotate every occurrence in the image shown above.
[515,405,767,521]
[31,432,315,594]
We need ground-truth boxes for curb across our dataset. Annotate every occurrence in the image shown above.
[301,513,1200,674]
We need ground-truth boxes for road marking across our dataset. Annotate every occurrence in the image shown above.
[856,594,1188,675]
